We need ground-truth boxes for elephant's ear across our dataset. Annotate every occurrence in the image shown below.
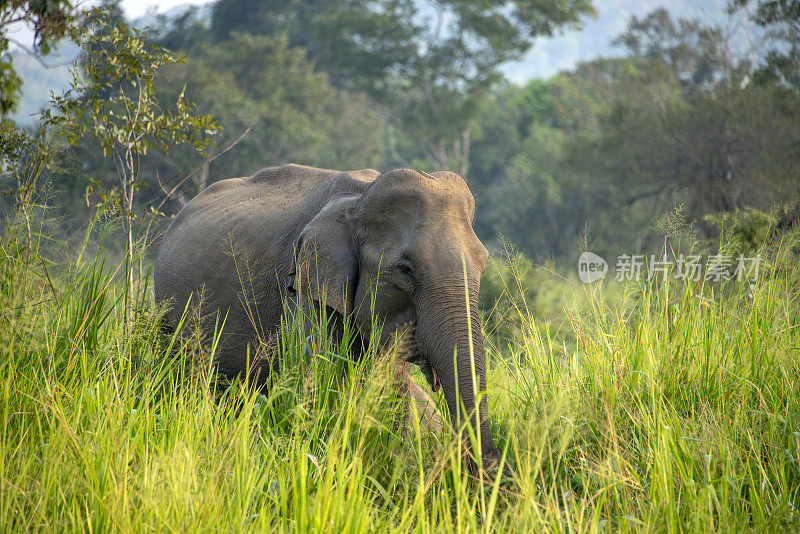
[290,195,360,315]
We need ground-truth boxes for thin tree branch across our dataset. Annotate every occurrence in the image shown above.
[3,36,75,68]
[150,127,251,211]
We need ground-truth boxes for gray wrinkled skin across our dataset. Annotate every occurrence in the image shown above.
[155,164,508,476]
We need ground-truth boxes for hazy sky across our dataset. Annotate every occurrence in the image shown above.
[122,0,213,19]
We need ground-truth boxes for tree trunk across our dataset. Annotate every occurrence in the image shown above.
[458,129,470,177]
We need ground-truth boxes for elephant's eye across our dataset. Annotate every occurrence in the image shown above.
[393,261,415,289]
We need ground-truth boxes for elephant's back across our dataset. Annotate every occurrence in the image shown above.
[166,164,375,236]
[154,163,376,328]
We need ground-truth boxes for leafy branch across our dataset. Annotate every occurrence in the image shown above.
[43,9,219,313]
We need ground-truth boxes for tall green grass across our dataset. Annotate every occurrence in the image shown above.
[2,214,799,532]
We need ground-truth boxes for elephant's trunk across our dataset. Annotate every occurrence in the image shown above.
[415,283,503,475]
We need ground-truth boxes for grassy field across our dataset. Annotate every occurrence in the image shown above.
[2,216,799,532]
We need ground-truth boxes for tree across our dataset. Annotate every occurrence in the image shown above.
[469,62,614,257]
[208,0,595,176]
[612,8,740,88]
[324,0,597,176]
[569,10,800,254]
[210,0,328,49]
[1,0,77,115]
[148,31,385,207]
[150,5,212,55]
[45,11,218,309]
[0,118,52,247]
[730,0,800,90]
[469,9,800,261]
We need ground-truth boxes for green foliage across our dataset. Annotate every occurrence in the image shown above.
[44,13,217,162]
[42,10,218,304]
[470,9,800,261]
[579,9,800,247]
[705,203,800,257]
[204,0,596,175]
[0,43,22,114]
[576,59,800,253]
[613,8,736,88]
[210,0,328,52]
[0,119,55,246]
[326,0,596,174]
[151,31,384,197]
[469,62,615,256]
[150,5,212,54]
[0,117,34,171]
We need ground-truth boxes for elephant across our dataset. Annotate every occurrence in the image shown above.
[154,164,509,477]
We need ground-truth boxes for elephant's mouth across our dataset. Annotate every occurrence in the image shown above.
[395,320,440,392]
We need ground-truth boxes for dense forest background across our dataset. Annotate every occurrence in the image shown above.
[3,0,799,268]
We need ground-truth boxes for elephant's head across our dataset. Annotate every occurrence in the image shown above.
[292,168,507,476]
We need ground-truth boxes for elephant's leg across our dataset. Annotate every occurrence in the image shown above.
[391,358,444,436]
[405,374,444,432]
